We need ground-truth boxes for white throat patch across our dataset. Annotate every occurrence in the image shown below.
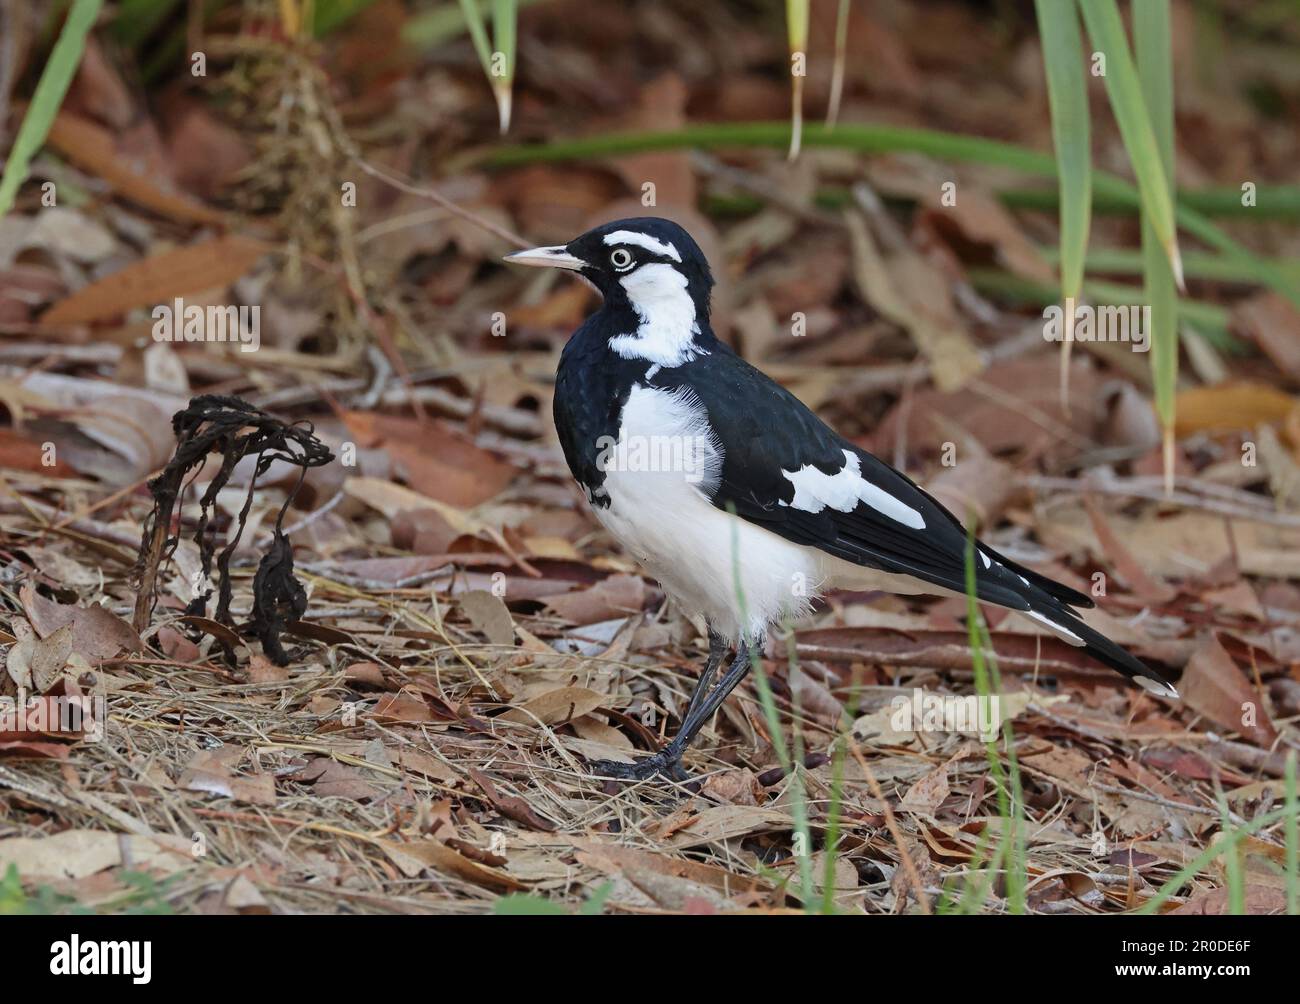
[609,263,709,369]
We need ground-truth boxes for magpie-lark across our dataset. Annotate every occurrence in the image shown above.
[506,217,1179,782]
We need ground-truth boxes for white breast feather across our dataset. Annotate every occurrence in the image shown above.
[594,384,821,642]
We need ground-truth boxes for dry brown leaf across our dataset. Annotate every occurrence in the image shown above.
[342,412,514,508]
[344,661,387,688]
[1180,634,1276,747]
[661,805,789,848]
[611,73,696,208]
[378,838,524,891]
[20,584,143,661]
[700,768,764,806]
[41,235,270,327]
[369,693,436,724]
[294,758,386,801]
[460,590,515,647]
[0,694,99,744]
[1083,495,1177,605]
[1232,292,1300,381]
[1172,885,1288,915]
[901,760,952,815]
[569,714,634,750]
[246,654,290,684]
[468,768,556,832]
[182,768,277,806]
[344,476,475,529]
[918,196,1055,284]
[0,830,190,881]
[544,573,647,626]
[1173,382,1297,436]
[30,623,74,692]
[45,111,225,224]
[497,685,605,726]
[1038,504,1300,581]
[573,839,774,901]
[845,210,982,391]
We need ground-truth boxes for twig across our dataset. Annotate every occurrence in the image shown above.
[1024,474,1300,528]
[847,737,933,915]
[351,157,529,249]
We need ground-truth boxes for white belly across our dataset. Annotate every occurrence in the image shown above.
[590,383,930,642]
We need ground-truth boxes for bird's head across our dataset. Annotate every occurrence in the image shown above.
[504,217,714,320]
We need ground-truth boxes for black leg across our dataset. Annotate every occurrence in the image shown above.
[589,635,757,783]
[669,643,753,754]
[675,626,729,733]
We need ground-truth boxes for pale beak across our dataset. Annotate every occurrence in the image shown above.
[503,245,586,271]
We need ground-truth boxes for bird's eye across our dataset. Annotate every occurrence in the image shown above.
[609,248,634,270]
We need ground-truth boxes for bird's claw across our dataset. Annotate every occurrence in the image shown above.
[589,750,691,783]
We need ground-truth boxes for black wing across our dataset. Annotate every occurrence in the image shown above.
[660,344,1176,695]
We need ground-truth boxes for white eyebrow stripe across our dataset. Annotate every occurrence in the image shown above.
[602,230,681,262]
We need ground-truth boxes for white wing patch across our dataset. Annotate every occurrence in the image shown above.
[1023,608,1083,645]
[780,449,926,530]
[603,230,681,262]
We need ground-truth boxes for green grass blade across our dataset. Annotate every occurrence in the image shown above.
[0,0,103,220]
[1000,183,1300,219]
[786,0,809,159]
[111,0,181,49]
[456,0,514,133]
[457,0,495,79]
[1137,804,1287,914]
[964,521,1026,914]
[706,182,1300,222]
[1079,0,1183,288]
[824,0,851,128]
[1286,751,1297,916]
[404,0,542,50]
[310,0,380,36]
[1133,0,1179,493]
[966,268,1236,349]
[479,121,1298,307]
[1217,791,1246,915]
[819,667,862,915]
[490,0,517,133]
[727,508,814,909]
[1040,246,1300,286]
[1034,0,1092,406]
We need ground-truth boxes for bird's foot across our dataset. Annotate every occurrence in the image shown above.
[588,748,691,783]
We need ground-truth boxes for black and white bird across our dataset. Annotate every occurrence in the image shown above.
[506,217,1178,781]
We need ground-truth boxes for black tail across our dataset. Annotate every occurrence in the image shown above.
[1021,599,1179,698]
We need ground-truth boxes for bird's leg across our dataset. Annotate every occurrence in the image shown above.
[667,642,753,754]
[589,628,728,783]
[674,626,728,736]
[589,635,756,783]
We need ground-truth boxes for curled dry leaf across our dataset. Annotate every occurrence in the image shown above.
[0,830,191,881]
[544,573,647,626]
[378,838,525,891]
[20,584,142,661]
[459,590,516,647]
[41,234,271,327]
[1173,382,1297,436]
[1179,634,1276,748]
[342,412,514,508]
[468,768,556,832]
[45,111,225,225]
[496,685,605,726]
